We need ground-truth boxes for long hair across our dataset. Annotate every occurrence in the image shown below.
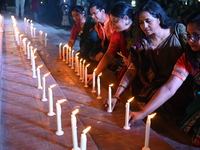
[71,5,84,14]
[185,9,200,70]
[110,1,135,20]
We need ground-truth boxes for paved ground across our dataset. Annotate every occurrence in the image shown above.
[1,11,200,150]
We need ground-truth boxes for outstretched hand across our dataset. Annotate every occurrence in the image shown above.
[87,74,93,84]
[128,111,145,126]
[103,97,119,112]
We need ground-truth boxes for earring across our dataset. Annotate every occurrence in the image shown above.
[125,20,130,25]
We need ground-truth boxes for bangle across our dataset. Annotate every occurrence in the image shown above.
[119,84,126,89]
[112,95,121,101]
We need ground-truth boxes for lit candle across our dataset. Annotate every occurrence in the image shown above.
[71,109,80,150]
[123,97,134,130]
[80,126,91,150]
[30,46,33,65]
[42,72,50,101]
[91,68,97,93]
[142,113,156,150]
[79,58,83,80]
[32,56,37,78]
[66,46,69,64]
[75,52,80,73]
[71,50,74,69]
[55,99,67,136]
[19,34,23,47]
[22,38,27,55]
[62,45,66,61]
[68,48,71,66]
[84,63,90,88]
[40,30,43,44]
[30,25,33,37]
[107,84,114,112]
[33,27,36,38]
[44,33,47,47]
[27,41,31,59]
[81,60,86,82]
[97,72,102,99]
[37,65,43,89]
[59,43,62,59]
[47,84,56,116]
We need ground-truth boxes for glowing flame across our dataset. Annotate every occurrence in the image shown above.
[86,63,90,68]
[37,65,43,69]
[83,126,91,134]
[94,68,97,72]
[109,83,114,87]
[57,99,67,104]
[50,84,56,88]
[148,113,156,119]
[128,97,134,103]
[44,72,50,77]
[98,72,102,76]
[76,52,80,56]
[72,109,79,115]
[83,59,86,64]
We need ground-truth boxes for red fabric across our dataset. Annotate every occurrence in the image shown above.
[94,14,113,48]
[70,22,81,41]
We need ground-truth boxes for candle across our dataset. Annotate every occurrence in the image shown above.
[42,72,50,101]
[84,64,90,88]
[75,52,80,72]
[27,41,31,59]
[62,45,66,61]
[79,58,83,80]
[91,68,97,93]
[55,99,67,136]
[142,113,156,150]
[107,84,114,112]
[71,50,74,69]
[47,84,56,116]
[30,25,33,37]
[71,109,80,150]
[80,126,91,150]
[66,46,69,64]
[82,59,86,82]
[68,48,71,66]
[59,43,62,59]
[76,56,80,75]
[44,33,47,47]
[97,72,102,99]
[33,27,36,38]
[19,34,23,47]
[37,65,43,89]
[30,46,33,65]
[32,56,37,78]
[22,38,27,55]
[40,31,43,44]
[123,97,134,130]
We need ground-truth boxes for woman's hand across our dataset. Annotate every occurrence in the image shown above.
[87,74,93,84]
[128,111,145,126]
[103,97,119,112]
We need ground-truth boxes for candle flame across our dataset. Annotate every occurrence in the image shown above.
[83,126,91,134]
[33,48,37,53]
[72,50,74,53]
[98,72,102,76]
[148,113,156,119]
[59,43,62,46]
[109,83,114,87]
[83,59,86,64]
[76,52,80,56]
[80,58,83,62]
[50,84,56,88]
[86,63,90,68]
[94,68,97,72]
[72,109,79,115]
[128,97,134,103]
[57,99,67,104]
[44,72,50,77]
[23,38,27,42]
[63,44,68,48]
[38,65,43,68]
[27,41,31,45]
[34,56,37,59]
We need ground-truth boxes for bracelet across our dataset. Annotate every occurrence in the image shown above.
[119,84,126,89]
[112,95,121,101]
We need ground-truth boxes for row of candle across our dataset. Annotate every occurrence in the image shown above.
[14,15,157,150]
[13,16,92,150]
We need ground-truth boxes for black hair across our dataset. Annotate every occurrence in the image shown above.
[185,9,200,70]
[135,0,172,29]
[110,1,135,20]
[89,0,105,11]
[71,5,84,14]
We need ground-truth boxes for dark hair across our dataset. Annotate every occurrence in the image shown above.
[185,9,200,70]
[89,0,105,11]
[71,5,84,14]
[110,1,135,20]
[135,0,172,29]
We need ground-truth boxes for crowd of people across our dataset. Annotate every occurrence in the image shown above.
[64,0,200,146]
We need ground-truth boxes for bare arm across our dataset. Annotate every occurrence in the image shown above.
[67,39,75,48]
[129,75,184,124]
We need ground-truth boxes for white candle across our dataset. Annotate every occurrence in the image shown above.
[75,53,79,72]
[79,58,83,80]
[142,113,156,150]
[97,72,102,99]
[91,68,97,93]
[66,46,69,64]
[33,27,36,38]
[82,60,86,82]
[71,109,80,150]
[71,50,74,69]
[69,49,71,66]
[40,31,43,44]
[80,126,91,150]
[59,43,62,59]
[30,46,33,65]
[47,84,56,116]
[44,33,47,47]
[27,41,31,59]
[30,26,33,37]
[76,56,80,75]
[55,101,64,136]
[62,45,66,61]
[22,38,27,55]
[37,65,43,89]
[42,72,50,101]
[32,56,37,78]
[84,64,90,87]
[107,84,114,112]
[19,34,23,47]
[123,97,134,130]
